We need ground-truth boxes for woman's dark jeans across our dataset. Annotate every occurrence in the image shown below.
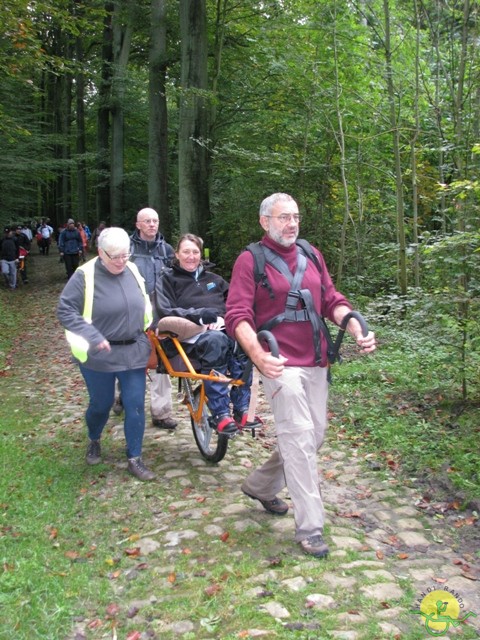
[79,365,147,458]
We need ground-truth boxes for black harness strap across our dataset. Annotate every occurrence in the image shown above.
[251,243,337,365]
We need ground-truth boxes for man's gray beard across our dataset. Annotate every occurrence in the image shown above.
[269,227,298,247]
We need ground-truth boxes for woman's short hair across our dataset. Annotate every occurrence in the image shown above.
[175,233,203,253]
[98,227,129,253]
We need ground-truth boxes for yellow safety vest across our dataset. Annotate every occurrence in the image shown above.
[65,257,153,362]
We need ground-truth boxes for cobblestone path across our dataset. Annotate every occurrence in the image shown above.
[13,253,480,639]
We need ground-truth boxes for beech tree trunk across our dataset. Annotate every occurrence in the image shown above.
[178,0,210,236]
[96,1,114,224]
[110,0,132,224]
[148,0,170,237]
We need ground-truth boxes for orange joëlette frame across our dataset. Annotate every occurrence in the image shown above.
[147,329,245,386]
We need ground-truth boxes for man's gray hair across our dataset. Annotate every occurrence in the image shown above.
[98,227,129,252]
[259,193,295,218]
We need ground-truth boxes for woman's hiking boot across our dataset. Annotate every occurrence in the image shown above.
[127,457,156,481]
[86,440,101,465]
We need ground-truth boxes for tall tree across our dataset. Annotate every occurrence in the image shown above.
[178,0,209,236]
[111,0,133,223]
[96,1,114,224]
[148,0,170,236]
[383,0,407,294]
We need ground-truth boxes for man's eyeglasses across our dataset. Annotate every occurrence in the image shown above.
[264,214,302,224]
[104,251,131,261]
[138,218,159,224]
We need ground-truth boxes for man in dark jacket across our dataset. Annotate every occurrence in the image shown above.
[0,227,19,290]
[112,207,177,430]
[58,219,83,279]
[15,225,31,284]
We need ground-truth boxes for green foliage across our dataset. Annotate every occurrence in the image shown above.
[330,294,480,504]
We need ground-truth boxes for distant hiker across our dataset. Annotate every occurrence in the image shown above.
[76,222,88,261]
[1,227,19,290]
[225,192,376,558]
[37,220,54,255]
[89,221,106,250]
[15,225,31,284]
[57,227,155,481]
[58,219,83,279]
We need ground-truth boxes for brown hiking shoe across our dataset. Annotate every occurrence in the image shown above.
[299,534,329,558]
[152,416,177,430]
[86,440,101,465]
[127,457,156,481]
[242,489,289,516]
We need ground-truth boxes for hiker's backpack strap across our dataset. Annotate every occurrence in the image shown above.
[246,242,274,299]
[246,239,337,367]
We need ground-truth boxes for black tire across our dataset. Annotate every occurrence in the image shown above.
[187,382,229,463]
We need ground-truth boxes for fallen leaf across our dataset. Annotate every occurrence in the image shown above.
[124,548,140,557]
[385,535,400,547]
[87,619,103,629]
[220,532,230,542]
[433,576,447,583]
[126,632,141,640]
[397,553,409,560]
[106,603,120,617]
[376,550,384,560]
[461,570,479,581]
[205,583,221,596]
[167,572,176,583]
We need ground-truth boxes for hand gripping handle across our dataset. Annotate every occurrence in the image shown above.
[241,329,280,383]
[256,329,280,358]
[332,310,369,360]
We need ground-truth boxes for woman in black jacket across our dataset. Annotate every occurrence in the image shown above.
[155,234,253,436]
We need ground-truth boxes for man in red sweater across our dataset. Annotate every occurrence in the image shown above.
[225,193,376,558]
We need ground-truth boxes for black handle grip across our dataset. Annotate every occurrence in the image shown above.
[257,329,280,358]
[240,330,280,383]
[333,311,369,359]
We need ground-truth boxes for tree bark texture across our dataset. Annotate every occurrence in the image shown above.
[178,0,210,237]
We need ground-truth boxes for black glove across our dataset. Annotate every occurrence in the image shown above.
[200,309,218,324]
